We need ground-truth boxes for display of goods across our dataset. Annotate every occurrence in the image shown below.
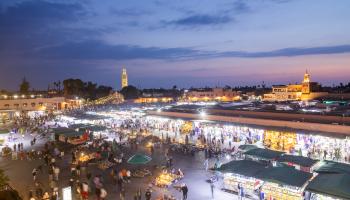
[79,154,92,162]
[1,147,11,156]
[180,122,192,134]
[155,173,179,187]
[98,161,113,170]
[264,131,297,152]
[196,141,206,149]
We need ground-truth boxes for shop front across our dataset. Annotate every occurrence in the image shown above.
[264,130,297,153]
[257,166,313,200]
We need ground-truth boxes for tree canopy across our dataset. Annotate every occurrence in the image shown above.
[19,77,30,94]
[120,85,140,99]
[63,79,112,100]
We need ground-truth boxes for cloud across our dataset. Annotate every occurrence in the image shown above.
[34,40,350,61]
[109,7,153,17]
[229,0,250,13]
[218,45,350,58]
[0,0,92,56]
[166,14,233,26]
[36,40,202,60]
[0,0,85,29]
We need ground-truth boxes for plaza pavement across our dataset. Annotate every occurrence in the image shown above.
[0,133,250,200]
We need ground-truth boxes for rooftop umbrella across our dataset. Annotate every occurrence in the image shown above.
[127,154,152,165]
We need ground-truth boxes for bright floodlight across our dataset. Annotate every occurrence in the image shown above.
[200,111,206,117]
[157,108,161,112]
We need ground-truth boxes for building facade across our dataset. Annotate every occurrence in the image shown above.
[0,97,82,111]
[0,96,83,122]
[184,88,240,102]
[121,68,128,89]
[263,72,328,101]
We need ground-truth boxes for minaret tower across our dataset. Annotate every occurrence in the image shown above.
[302,69,311,94]
[303,69,310,83]
[121,68,128,89]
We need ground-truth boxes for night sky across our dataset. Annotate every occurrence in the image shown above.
[0,0,349,90]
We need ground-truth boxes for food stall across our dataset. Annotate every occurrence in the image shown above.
[243,147,284,162]
[264,130,297,152]
[306,173,350,200]
[217,160,266,194]
[78,152,95,163]
[155,171,181,187]
[0,129,9,145]
[54,128,89,145]
[277,154,318,172]
[258,166,313,200]
[98,160,114,170]
[180,121,192,134]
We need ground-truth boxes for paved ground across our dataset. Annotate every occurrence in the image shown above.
[0,134,246,200]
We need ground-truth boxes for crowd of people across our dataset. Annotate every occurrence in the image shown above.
[1,105,350,200]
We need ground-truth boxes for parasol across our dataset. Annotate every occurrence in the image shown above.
[127,154,152,165]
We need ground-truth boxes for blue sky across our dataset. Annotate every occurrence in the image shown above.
[0,0,349,90]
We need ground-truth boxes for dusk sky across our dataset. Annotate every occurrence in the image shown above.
[0,0,350,90]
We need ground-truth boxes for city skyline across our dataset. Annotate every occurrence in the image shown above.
[1,0,350,90]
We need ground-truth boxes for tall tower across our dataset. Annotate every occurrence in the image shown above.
[302,70,311,94]
[121,68,128,89]
[303,70,310,83]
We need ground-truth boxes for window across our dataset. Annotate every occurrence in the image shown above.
[31,103,36,107]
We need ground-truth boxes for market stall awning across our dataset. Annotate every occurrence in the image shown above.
[53,128,84,137]
[87,125,107,132]
[72,113,111,120]
[315,160,350,174]
[69,124,90,129]
[277,154,318,167]
[127,154,152,165]
[0,129,9,134]
[306,173,350,199]
[68,124,107,132]
[257,166,312,188]
[244,148,284,160]
[238,144,258,152]
[53,127,74,134]
[217,160,267,177]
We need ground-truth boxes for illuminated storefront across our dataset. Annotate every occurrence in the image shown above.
[264,130,297,152]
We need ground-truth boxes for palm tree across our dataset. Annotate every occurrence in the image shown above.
[58,80,62,94]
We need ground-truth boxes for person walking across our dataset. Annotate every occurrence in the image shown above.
[204,158,209,171]
[99,188,107,200]
[32,168,37,181]
[54,167,60,181]
[137,188,142,200]
[238,183,245,200]
[76,164,81,177]
[120,187,126,200]
[181,184,188,200]
[42,192,50,200]
[145,188,152,200]
[210,182,215,199]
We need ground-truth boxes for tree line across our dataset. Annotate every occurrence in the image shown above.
[11,78,113,100]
